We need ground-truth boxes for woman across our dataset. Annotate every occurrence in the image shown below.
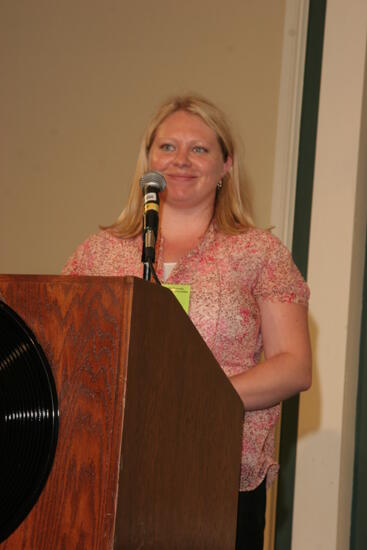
[63,94,312,549]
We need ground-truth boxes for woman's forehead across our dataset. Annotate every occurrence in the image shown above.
[154,110,217,140]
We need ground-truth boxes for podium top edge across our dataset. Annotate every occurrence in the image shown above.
[0,274,149,293]
[0,274,137,283]
[0,274,163,296]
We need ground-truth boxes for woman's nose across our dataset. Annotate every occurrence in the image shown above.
[173,147,191,167]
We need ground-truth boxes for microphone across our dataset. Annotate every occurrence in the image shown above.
[139,171,166,271]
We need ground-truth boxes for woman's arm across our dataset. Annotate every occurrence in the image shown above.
[229,300,312,411]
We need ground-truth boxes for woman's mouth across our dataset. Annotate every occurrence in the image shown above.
[166,173,197,181]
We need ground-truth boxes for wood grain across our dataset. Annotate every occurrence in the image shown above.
[0,275,243,549]
[0,275,132,549]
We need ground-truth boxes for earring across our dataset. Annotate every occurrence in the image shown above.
[217,180,223,190]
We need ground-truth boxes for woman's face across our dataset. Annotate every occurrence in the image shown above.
[148,110,232,211]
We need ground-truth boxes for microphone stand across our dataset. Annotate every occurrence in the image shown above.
[142,228,161,284]
[142,228,154,281]
[143,261,151,282]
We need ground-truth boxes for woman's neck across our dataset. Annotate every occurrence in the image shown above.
[160,202,214,262]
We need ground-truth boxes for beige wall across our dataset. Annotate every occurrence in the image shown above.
[0,0,285,275]
[293,1,367,548]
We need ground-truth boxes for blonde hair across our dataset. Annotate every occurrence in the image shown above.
[105,94,254,237]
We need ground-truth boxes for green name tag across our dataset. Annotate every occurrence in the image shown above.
[163,283,191,314]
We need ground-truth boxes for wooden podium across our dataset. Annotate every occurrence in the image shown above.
[0,275,244,549]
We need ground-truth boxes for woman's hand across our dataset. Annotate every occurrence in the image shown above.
[229,300,312,411]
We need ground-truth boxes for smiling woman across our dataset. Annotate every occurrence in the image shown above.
[148,110,233,260]
[62,93,311,550]
[149,110,232,209]
[102,94,254,240]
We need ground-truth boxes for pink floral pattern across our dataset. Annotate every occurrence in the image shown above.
[63,222,309,491]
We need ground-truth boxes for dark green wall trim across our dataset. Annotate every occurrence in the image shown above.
[274,1,326,549]
[350,226,367,550]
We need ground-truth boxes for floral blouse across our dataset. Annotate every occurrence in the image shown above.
[63,222,309,491]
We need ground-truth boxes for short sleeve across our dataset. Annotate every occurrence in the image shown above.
[253,234,310,305]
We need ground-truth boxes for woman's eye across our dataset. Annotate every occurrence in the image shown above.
[193,146,208,153]
[160,143,175,151]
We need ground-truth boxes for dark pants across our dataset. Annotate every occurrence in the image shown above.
[235,479,266,550]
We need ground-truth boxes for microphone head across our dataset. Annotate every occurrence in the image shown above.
[139,171,166,193]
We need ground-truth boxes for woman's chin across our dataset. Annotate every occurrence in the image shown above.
[163,189,192,205]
